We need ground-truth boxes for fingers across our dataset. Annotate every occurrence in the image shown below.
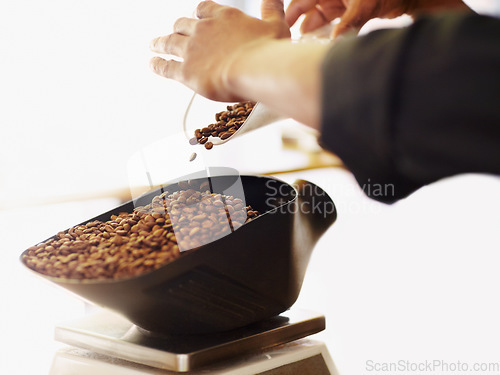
[332,19,356,38]
[316,1,346,21]
[196,0,224,19]
[150,16,196,57]
[285,0,318,26]
[299,7,329,34]
[150,56,181,80]
[150,33,189,57]
[173,17,198,36]
[261,0,285,23]
[331,1,371,38]
[286,0,345,32]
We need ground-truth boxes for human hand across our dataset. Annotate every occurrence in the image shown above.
[286,0,411,38]
[285,0,470,38]
[150,0,290,102]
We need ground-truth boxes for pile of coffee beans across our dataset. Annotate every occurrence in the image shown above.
[22,185,260,280]
[190,101,256,149]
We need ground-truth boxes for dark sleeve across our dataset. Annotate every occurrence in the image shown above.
[320,11,500,203]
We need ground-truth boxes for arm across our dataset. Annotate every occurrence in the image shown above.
[223,40,330,128]
[150,2,500,203]
[320,11,500,202]
[149,0,471,128]
[150,0,328,127]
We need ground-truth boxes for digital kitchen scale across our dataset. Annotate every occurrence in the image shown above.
[49,308,338,374]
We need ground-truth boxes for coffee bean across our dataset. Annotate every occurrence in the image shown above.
[22,186,261,281]
[220,132,232,140]
[190,101,255,149]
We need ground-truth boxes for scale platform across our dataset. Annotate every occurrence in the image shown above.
[51,308,338,374]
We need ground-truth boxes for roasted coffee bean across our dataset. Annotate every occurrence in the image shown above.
[191,101,255,148]
[23,187,261,281]
[220,132,232,140]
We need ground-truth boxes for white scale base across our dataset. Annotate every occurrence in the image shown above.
[49,309,339,375]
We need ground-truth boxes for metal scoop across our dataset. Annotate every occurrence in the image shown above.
[183,93,284,146]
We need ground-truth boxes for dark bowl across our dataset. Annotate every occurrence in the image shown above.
[21,173,336,334]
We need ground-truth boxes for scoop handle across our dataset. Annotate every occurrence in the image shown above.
[232,102,284,136]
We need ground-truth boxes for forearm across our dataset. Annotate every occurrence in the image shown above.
[224,40,331,129]
[321,11,500,202]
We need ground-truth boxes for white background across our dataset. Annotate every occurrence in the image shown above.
[1,1,500,374]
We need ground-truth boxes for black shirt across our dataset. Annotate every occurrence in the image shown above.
[320,11,500,203]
